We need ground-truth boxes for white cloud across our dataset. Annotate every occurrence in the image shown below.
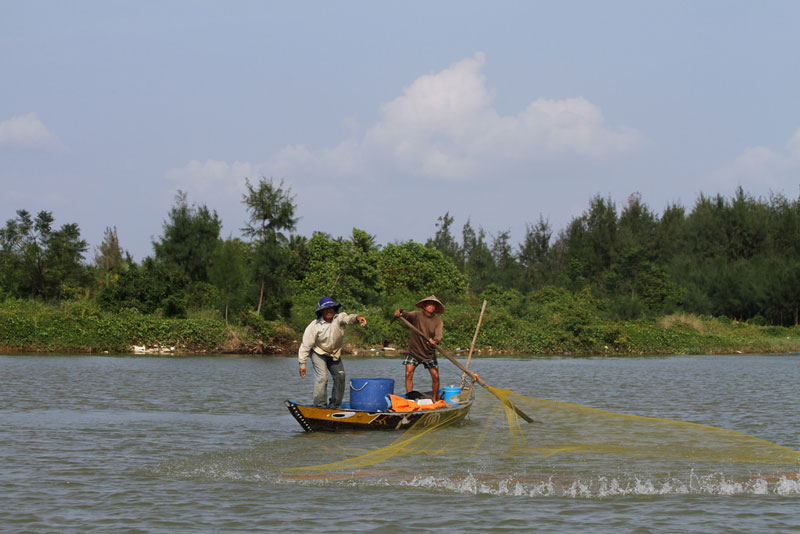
[709,128,800,194]
[518,97,641,157]
[168,53,642,190]
[0,113,61,150]
[394,53,633,176]
[353,53,641,181]
[379,53,494,132]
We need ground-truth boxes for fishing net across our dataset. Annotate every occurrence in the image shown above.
[284,385,800,475]
[492,387,800,464]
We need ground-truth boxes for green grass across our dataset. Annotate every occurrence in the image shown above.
[3,299,800,356]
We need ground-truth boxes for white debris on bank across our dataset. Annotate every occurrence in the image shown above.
[132,344,176,355]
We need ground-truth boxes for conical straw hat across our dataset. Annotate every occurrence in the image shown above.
[416,295,444,314]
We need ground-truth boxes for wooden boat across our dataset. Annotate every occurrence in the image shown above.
[285,385,474,432]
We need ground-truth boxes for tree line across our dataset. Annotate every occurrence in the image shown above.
[3,180,800,329]
[427,187,800,325]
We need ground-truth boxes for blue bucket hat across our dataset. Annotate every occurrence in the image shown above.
[315,296,341,318]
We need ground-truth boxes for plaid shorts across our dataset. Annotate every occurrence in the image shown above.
[402,354,438,369]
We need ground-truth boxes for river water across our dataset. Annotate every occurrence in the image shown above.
[1,354,798,533]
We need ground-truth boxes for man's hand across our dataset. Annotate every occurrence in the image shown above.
[299,367,306,378]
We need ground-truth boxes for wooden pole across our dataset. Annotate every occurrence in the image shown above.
[257,279,265,314]
[461,300,487,386]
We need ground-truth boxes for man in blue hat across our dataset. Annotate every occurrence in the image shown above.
[298,296,367,408]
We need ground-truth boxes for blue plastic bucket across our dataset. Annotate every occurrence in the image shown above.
[442,386,461,405]
[349,378,394,411]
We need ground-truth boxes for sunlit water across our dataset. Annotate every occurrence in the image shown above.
[1,354,798,532]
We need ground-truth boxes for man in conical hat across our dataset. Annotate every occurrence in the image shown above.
[393,295,445,401]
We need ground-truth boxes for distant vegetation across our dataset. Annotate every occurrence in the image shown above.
[3,180,800,355]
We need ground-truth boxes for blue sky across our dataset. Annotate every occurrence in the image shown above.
[2,1,799,262]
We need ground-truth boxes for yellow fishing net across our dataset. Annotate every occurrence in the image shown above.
[494,387,800,464]
[284,384,800,475]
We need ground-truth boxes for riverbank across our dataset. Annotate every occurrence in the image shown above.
[3,300,800,356]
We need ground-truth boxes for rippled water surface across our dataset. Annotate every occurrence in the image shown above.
[2,354,798,532]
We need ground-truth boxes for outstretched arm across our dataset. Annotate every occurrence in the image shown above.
[298,323,316,377]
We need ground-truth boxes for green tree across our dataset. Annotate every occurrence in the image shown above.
[563,195,618,283]
[530,285,605,349]
[726,187,768,261]
[0,212,29,296]
[461,219,494,293]
[616,193,657,259]
[518,216,552,291]
[491,229,521,289]
[241,177,298,318]
[683,193,730,260]
[654,202,686,264]
[95,226,132,272]
[765,192,800,258]
[614,247,682,313]
[378,241,466,299]
[286,234,309,282]
[208,237,251,324]
[426,212,462,267]
[153,191,222,282]
[95,257,189,316]
[299,229,382,306]
[0,210,88,299]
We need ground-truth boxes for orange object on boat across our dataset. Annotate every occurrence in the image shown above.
[388,394,447,412]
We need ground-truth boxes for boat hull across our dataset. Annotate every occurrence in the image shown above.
[285,399,473,432]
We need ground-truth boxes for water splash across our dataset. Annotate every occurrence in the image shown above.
[294,470,800,498]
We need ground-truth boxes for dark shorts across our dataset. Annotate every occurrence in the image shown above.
[403,354,438,369]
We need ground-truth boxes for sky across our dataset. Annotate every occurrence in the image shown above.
[2,1,800,262]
